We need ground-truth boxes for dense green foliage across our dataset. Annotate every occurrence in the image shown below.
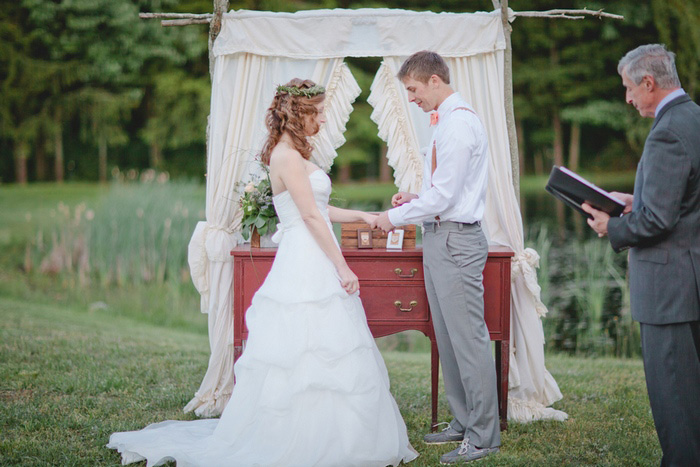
[1,0,698,184]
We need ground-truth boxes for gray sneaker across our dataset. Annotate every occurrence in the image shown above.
[423,423,464,444]
[440,438,499,464]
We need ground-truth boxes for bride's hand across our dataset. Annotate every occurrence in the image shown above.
[337,264,359,295]
[361,212,378,225]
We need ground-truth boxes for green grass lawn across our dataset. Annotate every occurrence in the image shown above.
[1,296,660,466]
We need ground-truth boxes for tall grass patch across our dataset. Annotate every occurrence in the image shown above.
[15,176,207,331]
[526,224,641,357]
[30,177,204,286]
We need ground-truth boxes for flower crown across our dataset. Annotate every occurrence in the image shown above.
[276,84,326,98]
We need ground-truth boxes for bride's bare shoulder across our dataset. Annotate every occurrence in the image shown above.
[269,144,304,171]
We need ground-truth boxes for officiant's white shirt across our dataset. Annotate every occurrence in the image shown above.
[388,92,489,226]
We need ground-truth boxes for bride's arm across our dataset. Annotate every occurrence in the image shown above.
[327,206,377,225]
[271,150,359,294]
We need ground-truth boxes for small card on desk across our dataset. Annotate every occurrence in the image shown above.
[386,229,404,250]
[341,222,416,249]
[545,166,625,218]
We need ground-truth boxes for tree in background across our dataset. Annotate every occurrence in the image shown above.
[0,2,49,184]
[3,0,207,183]
[1,0,698,183]
[136,0,209,173]
[511,0,692,175]
[652,0,699,99]
[333,59,385,183]
[139,70,210,170]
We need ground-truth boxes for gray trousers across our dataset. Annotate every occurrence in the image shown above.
[423,221,501,448]
[640,321,700,466]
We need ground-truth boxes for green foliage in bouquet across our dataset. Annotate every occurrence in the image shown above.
[239,167,278,241]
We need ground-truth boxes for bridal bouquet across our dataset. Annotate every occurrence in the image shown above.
[238,165,278,241]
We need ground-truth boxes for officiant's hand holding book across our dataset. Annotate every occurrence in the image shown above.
[545,166,627,219]
[607,191,633,214]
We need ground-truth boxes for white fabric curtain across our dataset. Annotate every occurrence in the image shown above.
[187,7,566,422]
[213,8,504,59]
[185,54,360,416]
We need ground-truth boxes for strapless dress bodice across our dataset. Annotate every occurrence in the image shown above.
[273,170,331,229]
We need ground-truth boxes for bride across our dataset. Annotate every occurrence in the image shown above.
[107,79,419,466]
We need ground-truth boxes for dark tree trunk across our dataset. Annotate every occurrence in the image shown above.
[338,163,351,184]
[150,142,162,169]
[98,135,108,183]
[552,111,564,168]
[54,129,65,183]
[379,145,392,183]
[550,44,564,169]
[568,123,581,172]
[35,131,47,181]
[54,113,64,183]
[516,117,525,176]
[14,141,29,185]
[533,150,544,176]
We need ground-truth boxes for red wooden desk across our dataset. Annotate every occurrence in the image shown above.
[231,246,513,431]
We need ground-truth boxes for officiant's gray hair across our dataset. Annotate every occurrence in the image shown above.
[398,51,450,85]
[618,44,681,89]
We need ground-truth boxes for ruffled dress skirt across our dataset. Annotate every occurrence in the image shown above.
[107,171,418,466]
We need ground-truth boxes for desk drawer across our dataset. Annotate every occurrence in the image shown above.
[359,284,430,321]
[349,258,424,282]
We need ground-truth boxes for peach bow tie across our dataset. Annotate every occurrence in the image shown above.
[430,112,439,126]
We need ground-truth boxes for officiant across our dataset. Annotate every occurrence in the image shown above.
[583,44,700,465]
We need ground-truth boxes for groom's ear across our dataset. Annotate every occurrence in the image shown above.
[429,74,442,88]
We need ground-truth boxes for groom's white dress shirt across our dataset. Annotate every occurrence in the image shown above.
[388,92,489,226]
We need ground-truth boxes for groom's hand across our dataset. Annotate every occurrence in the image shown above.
[372,211,395,233]
[392,192,418,207]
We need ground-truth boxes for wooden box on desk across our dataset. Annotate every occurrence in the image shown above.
[341,222,416,248]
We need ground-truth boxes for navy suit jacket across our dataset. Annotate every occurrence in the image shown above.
[607,94,700,324]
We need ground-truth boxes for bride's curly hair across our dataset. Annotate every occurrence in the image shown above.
[260,78,326,165]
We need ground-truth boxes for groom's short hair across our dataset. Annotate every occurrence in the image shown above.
[397,51,450,85]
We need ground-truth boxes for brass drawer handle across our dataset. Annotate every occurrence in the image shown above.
[394,267,418,278]
[394,300,418,312]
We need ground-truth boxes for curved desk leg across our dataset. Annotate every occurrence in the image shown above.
[431,333,439,431]
[496,339,509,431]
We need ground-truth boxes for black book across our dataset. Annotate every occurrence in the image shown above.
[545,166,625,218]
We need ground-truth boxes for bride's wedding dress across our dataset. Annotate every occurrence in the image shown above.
[107,169,418,466]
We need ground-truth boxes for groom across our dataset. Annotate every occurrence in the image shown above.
[372,51,500,464]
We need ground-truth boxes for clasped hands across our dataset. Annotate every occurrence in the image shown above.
[370,192,418,232]
[337,193,412,294]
